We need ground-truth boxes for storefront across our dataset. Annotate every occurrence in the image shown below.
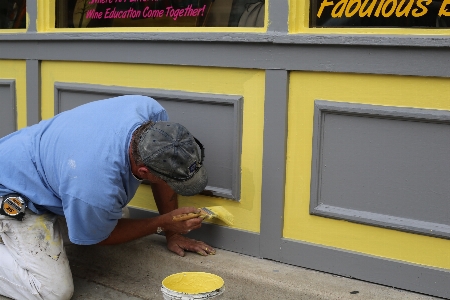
[1,1,449,298]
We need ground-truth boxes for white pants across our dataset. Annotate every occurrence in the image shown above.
[0,210,74,300]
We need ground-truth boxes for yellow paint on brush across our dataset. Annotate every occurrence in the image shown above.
[162,272,224,294]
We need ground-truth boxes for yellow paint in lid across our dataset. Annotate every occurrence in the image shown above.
[162,272,224,294]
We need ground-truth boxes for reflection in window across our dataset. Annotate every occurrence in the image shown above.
[311,0,450,27]
[55,0,265,28]
[0,0,26,29]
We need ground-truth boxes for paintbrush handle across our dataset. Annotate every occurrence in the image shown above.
[172,212,202,221]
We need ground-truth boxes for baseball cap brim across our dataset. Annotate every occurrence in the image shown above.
[164,166,208,196]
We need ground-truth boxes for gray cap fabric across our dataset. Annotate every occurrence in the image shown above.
[137,122,207,196]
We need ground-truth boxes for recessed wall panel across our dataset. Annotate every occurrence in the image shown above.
[0,80,16,137]
[310,101,450,238]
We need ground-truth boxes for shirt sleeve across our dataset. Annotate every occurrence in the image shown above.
[63,195,121,245]
[153,108,169,122]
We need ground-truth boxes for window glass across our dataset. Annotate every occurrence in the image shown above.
[0,0,26,29]
[55,0,265,28]
[311,0,450,27]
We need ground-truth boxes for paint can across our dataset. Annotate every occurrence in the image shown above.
[161,272,225,300]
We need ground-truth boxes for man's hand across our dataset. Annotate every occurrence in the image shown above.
[148,180,215,257]
[166,233,216,257]
[160,207,203,234]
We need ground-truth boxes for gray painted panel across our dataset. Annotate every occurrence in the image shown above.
[281,238,450,299]
[310,101,450,239]
[0,80,16,137]
[260,70,288,261]
[26,60,41,126]
[54,83,243,200]
[128,207,260,257]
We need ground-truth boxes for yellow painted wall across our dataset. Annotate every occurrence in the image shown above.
[0,60,27,129]
[40,61,265,233]
[285,71,450,270]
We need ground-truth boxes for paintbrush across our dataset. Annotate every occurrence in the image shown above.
[173,206,234,226]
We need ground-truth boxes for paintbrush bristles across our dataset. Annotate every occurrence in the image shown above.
[200,206,234,226]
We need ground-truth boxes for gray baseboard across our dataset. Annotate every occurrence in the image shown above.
[281,238,450,299]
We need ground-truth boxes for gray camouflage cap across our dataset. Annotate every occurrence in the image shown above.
[137,121,207,196]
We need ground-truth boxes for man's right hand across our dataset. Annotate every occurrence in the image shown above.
[160,207,203,235]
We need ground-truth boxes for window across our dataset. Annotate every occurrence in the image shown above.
[55,0,265,28]
[311,0,450,27]
[0,0,26,29]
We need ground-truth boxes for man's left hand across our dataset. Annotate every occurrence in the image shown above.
[166,233,216,257]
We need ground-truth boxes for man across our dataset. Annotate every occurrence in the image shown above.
[0,95,215,300]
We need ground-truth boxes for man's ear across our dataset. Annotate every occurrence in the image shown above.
[137,166,150,179]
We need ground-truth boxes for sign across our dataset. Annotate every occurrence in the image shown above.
[312,0,450,27]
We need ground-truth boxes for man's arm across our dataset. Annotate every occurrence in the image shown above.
[96,206,201,245]
[97,181,215,256]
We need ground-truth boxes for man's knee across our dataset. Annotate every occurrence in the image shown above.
[39,278,74,300]
[30,264,74,300]
[50,282,74,300]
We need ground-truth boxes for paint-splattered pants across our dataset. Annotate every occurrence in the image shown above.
[0,210,73,300]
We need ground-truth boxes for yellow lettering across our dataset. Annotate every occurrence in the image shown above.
[382,0,397,16]
[395,0,414,16]
[374,0,386,16]
[438,0,450,16]
[413,0,431,16]
[317,0,335,17]
[359,0,378,16]
[345,0,362,17]
[331,0,349,17]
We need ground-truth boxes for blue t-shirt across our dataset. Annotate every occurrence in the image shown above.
[0,95,168,245]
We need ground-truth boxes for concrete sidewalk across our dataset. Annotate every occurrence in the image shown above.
[0,234,440,300]
[62,235,440,300]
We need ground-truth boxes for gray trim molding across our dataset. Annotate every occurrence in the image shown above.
[26,1,38,32]
[54,83,243,200]
[267,1,288,33]
[310,100,450,239]
[0,79,17,137]
[260,70,288,261]
[1,40,450,78]
[128,206,450,299]
[4,32,450,48]
[26,60,41,126]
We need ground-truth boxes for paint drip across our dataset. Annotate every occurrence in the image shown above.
[161,272,224,299]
